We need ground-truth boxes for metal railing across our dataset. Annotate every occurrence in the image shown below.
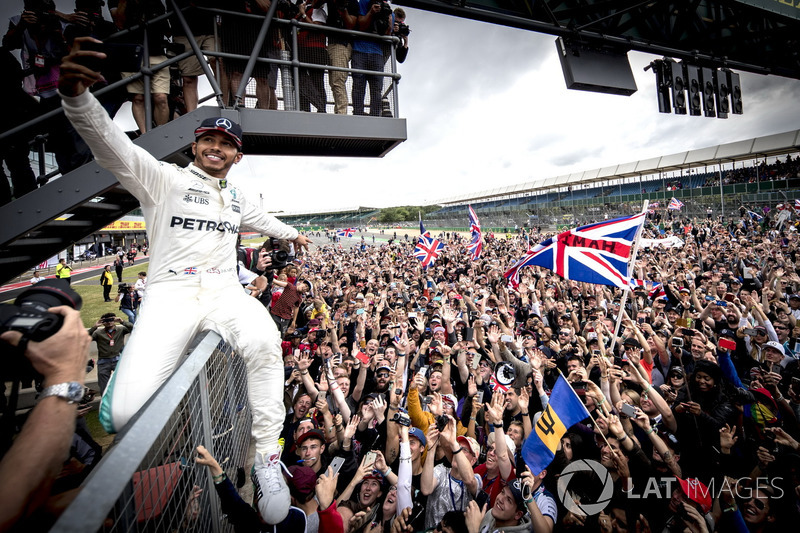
[1,3,402,191]
[52,331,253,533]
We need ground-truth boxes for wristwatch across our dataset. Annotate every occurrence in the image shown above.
[39,382,84,404]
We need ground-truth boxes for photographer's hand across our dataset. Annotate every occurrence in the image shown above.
[0,306,91,527]
[1,306,89,387]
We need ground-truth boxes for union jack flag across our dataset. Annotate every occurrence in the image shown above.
[467,205,482,260]
[650,202,660,209]
[746,210,763,222]
[184,267,198,275]
[504,213,646,289]
[468,205,481,234]
[795,199,800,211]
[629,278,665,299]
[467,231,483,261]
[668,198,684,211]
[336,228,356,238]
[414,221,444,268]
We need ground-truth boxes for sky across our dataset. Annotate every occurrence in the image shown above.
[5,2,800,214]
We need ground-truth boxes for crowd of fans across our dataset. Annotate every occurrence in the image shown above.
[190,209,800,532]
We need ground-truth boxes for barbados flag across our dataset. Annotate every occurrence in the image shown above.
[522,375,591,475]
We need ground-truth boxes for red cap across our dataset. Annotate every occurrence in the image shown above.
[677,477,712,514]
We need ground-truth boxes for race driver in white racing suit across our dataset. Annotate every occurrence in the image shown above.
[58,38,312,525]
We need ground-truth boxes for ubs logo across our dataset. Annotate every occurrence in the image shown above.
[183,194,209,205]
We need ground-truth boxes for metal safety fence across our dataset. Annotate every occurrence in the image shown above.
[52,331,253,533]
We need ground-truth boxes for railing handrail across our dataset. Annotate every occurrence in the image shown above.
[0,5,401,145]
[51,330,224,533]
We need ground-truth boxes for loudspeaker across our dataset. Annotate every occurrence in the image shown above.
[699,67,716,118]
[685,64,702,116]
[670,61,687,114]
[728,71,743,114]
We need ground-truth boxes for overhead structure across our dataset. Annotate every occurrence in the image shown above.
[394,0,800,80]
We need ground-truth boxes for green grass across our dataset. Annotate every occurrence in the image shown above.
[72,264,148,328]
[83,405,115,451]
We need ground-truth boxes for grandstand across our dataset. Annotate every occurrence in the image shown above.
[274,206,380,229]
[425,129,800,230]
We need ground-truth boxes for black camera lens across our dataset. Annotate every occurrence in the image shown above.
[0,279,82,343]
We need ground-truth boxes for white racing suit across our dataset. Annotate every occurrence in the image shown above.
[62,91,295,454]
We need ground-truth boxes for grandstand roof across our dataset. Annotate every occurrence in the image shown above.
[269,206,378,217]
[437,129,800,206]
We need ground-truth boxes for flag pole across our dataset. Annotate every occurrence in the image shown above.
[608,201,649,356]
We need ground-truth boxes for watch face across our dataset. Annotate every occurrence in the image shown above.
[67,382,85,402]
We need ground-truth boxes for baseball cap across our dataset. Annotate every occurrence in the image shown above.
[718,328,737,339]
[623,337,641,348]
[408,427,426,447]
[763,340,785,356]
[441,394,457,408]
[507,480,527,511]
[433,326,446,334]
[790,294,800,301]
[376,364,392,373]
[295,429,325,447]
[194,117,243,149]
[456,436,480,458]
[677,477,712,513]
[286,465,317,502]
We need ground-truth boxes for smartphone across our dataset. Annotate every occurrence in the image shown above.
[475,390,484,403]
[356,351,370,365]
[724,293,735,302]
[771,364,783,375]
[719,338,737,351]
[80,41,144,72]
[671,337,684,348]
[620,403,638,418]
[471,353,481,370]
[364,451,377,467]
[377,347,385,355]
[500,334,513,343]
[743,328,758,336]
[408,312,417,318]
[572,382,587,391]
[592,349,601,356]
[356,308,365,315]
[715,300,728,307]
[705,295,715,301]
[418,365,429,378]
[791,376,800,394]
[464,327,475,342]
[317,390,327,402]
[681,328,694,336]
[329,456,346,476]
